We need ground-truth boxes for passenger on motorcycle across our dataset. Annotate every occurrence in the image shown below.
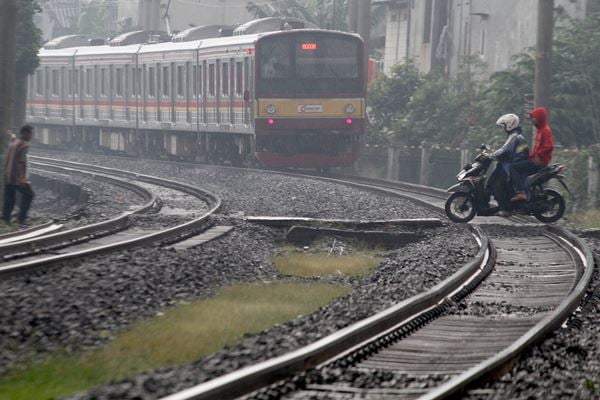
[484,114,529,215]
[510,106,554,202]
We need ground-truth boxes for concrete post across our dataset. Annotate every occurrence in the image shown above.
[588,156,598,203]
[460,141,471,168]
[386,144,402,181]
[420,140,432,186]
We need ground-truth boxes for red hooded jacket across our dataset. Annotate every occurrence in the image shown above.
[529,106,554,166]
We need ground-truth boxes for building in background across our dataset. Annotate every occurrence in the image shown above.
[375,0,591,76]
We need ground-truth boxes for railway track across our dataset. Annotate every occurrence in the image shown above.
[153,173,593,400]
[0,157,221,278]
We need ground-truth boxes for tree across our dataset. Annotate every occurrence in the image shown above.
[367,14,600,148]
[13,0,42,128]
[246,0,348,31]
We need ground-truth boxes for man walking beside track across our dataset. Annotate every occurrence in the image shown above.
[510,106,554,202]
[3,125,35,226]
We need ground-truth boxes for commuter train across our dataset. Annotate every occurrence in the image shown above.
[26,26,366,168]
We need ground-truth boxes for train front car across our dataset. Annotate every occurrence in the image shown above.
[254,30,366,169]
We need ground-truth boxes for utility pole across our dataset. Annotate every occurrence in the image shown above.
[534,0,554,108]
[0,0,18,156]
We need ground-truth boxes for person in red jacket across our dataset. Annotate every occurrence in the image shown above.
[510,106,554,201]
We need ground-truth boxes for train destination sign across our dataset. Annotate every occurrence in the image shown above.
[301,43,318,50]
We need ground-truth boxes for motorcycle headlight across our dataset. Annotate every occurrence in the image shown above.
[457,171,467,180]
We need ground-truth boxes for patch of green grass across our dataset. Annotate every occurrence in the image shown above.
[273,248,382,277]
[570,208,600,229]
[0,282,349,400]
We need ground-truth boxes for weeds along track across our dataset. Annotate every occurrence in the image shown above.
[156,174,594,400]
[0,157,221,279]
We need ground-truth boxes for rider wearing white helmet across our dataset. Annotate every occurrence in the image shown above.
[486,114,529,215]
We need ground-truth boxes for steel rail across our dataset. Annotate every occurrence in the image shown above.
[160,226,492,400]
[150,169,592,400]
[27,152,594,400]
[421,225,594,400]
[0,163,158,259]
[0,159,221,278]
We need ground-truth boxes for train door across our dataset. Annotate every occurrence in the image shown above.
[206,60,216,125]
[60,67,66,118]
[233,58,245,126]
[219,58,231,125]
[184,62,191,126]
[202,60,208,124]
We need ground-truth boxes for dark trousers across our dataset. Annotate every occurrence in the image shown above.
[3,183,34,223]
[510,160,543,193]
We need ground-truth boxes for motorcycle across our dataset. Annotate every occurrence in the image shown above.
[444,145,570,223]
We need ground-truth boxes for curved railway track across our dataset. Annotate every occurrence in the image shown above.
[151,171,594,400]
[0,157,221,278]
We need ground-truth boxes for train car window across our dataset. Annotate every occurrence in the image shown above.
[100,68,108,96]
[116,68,124,97]
[36,70,43,95]
[192,65,197,96]
[209,64,215,96]
[51,69,59,96]
[295,37,358,79]
[45,68,50,94]
[221,62,229,96]
[162,66,169,97]
[235,61,243,96]
[198,65,203,97]
[86,69,92,96]
[257,34,362,97]
[260,41,290,79]
[67,69,73,96]
[148,67,156,97]
[132,67,141,96]
[75,68,80,96]
[177,65,184,97]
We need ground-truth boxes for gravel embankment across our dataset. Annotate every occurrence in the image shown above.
[32,170,147,226]
[32,150,437,220]
[25,185,80,225]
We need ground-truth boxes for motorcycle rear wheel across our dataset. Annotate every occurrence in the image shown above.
[445,191,477,223]
[533,189,565,223]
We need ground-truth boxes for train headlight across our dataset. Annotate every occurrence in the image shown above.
[266,104,277,114]
[345,104,355,114]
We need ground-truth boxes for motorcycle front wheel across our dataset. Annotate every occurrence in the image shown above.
[445,191,477,223]
[533,189,565,223]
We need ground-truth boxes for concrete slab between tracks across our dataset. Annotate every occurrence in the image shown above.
[169,226,234,250]
[581,228,600,238]
[286,226,423,248]
[245,216,443,229]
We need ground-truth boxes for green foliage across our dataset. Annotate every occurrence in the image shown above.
[15,0,42,79]
[367,63,420,142]
[78,1,112,37]
[368,14,600,148]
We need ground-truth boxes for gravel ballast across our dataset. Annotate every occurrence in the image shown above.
[65,224,476,400]
[0,151,479,399]
[464,236,600,400]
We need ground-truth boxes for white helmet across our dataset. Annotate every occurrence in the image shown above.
[496,113,520,132]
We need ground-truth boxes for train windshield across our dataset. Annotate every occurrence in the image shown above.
[257,34,363,97]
